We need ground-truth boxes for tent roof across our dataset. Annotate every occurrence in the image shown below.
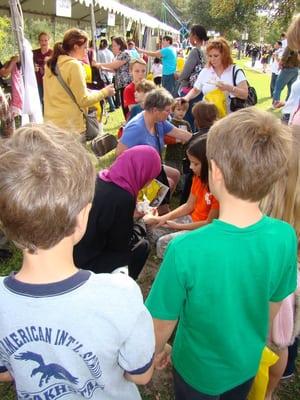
[0,0,179,34]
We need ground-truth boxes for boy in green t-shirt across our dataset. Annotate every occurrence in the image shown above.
[146,108,298,399]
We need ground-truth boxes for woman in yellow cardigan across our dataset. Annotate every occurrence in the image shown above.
[44,28,115,137]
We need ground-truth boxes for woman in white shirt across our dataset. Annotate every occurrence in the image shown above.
[183,38,248,114]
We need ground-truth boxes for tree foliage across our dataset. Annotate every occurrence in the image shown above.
[261,0,298,28]
[0,16,15,61]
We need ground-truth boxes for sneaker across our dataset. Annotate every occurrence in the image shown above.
[272,100,285,109]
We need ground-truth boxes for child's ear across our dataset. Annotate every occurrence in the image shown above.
[74,203,92,242]
[210,159,223,183]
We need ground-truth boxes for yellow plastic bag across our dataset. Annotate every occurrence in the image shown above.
[138,179,161,203]
[146,72,153,81]
[204,88,227,118]
[83,63,92,84]
[176,57,185,73]
[247,347,279,400]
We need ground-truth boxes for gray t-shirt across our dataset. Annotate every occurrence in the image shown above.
[0,270,154,399]
[179,47,206,89]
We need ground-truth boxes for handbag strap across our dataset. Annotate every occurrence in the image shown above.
[55,64,87,118]
[196,48,203,65]
[154,123,162,160]
[232,64,247,87]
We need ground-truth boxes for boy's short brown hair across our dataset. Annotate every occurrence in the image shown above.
[135,79,156,93]
[129,58,147,70]
[192,101,218,129]
[207,108,291,202]
[171,98,189,112]
[0,124,95,253]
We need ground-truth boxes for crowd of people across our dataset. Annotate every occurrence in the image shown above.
[0,13,299,400]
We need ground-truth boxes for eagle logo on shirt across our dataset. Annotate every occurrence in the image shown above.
[15,351,78,387]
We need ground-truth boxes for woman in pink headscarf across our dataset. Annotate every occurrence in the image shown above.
[74,145,161,279]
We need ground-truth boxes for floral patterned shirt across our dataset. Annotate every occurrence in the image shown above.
[115,51,131,89]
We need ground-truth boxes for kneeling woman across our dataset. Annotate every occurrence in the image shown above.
[144,135,219,258]
[74,145,161,279]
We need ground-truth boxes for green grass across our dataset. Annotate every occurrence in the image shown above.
[0,61,299,399]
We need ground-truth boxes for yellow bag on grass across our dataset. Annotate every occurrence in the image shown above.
[247,347,279,400]
[204,88,227,119]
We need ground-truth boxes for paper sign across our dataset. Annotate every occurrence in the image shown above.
[56,0,71,18]
[107,13,116,27]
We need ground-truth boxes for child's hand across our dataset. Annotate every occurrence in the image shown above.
[165,220,181,230]
[154,344,172,370]
[0,370,13,382]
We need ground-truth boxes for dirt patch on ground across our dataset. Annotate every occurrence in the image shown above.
[137,255,174,400]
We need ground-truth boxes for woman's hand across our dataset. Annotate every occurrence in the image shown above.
[216,81,233,93]
[105,84,115,97]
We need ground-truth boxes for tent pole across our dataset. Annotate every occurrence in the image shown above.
[9,0,25,71]
[90,0,98,60]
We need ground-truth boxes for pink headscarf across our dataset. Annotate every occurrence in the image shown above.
[99,145,161,197]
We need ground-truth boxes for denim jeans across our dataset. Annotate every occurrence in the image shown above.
[270,73,278,98]
[162,73,176,97]
[107,96,115,111]
[273,67,299,101]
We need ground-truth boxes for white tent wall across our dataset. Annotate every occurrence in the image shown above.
[0,0,179,42]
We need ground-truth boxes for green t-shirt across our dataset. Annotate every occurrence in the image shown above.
[146,216,297,395]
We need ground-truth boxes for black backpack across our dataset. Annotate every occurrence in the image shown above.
[230,65,258,112]
[87,50,108,90]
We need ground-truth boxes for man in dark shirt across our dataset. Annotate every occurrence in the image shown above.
[33,32,53,107]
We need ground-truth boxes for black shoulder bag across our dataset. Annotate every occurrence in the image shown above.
[230,65,258,112]
[87,50,108,90]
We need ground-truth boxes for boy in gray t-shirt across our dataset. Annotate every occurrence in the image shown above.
[0,124,154,399]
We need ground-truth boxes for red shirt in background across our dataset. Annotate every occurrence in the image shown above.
[123,82,136,109]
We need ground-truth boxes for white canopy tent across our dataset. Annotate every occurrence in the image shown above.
[0,0,180,37]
